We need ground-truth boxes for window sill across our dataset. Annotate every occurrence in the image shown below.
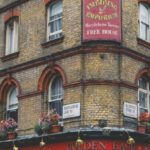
[41,35,64,48]
[137,38,150,49]
[1,52,19,62]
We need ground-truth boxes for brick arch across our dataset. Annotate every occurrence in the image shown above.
[0,76,22,103]
[43,0,51,5]
[135,67,150,85]
[43,0,63,5]
[138,0,150,5]
[4,9,20,23]
[38,64,67,92]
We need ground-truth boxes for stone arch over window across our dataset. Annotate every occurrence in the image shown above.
[0,76,21,121]
[135,67,150,85]
[4,9,20,23]
[38,64,67,92]
[38,64,66,117]
[0,76,21,103]
[138,0,150,6]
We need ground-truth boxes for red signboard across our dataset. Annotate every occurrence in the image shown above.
[14,140,150,150]
[83,0,121,42]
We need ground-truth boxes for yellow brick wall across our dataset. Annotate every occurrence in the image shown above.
[18,95,42,135]
[0,0,149,135]
[121,56,146,83]
[83,85,120,126]
[85,53,119,80]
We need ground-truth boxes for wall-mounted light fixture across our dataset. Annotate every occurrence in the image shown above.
[125,130,135,145]
[127,135,135,145]
[40,136,46,147]
[13,142,18,150]
[76,131,83,147]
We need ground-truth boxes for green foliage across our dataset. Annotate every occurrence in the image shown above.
[34,122,51,135]
[34,124,43,135]
[0,131,7,141]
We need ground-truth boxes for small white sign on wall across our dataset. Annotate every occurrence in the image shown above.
[123,102,137,118]
[63,103,80,119]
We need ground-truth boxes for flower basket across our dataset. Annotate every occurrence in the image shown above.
[140,112,150,122]
[0,120,7,141]
[35,109,61,135]
[142,122,150,134]
[0,132,7,141]
[49,109,60,126]
[51,125,61,133]
[35,112,51,135]
[0,118,17,140]
[137,124,146,134]
[7,132,17,140]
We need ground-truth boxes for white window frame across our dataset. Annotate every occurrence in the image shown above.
[5,18,19,55]
[48,75,64,116]
[139,3,150,42]
[138,78,150,116]
[6,86,18,120]
[47,0,62,41]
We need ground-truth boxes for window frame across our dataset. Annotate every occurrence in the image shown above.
[139,3,150,42]
[5,17,19,56]
[47,0,63,41]
[138,78,150,116]
[6,86,18,121]
[48,75,64,117]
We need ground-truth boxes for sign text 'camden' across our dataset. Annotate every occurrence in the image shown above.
[83,0,121,42]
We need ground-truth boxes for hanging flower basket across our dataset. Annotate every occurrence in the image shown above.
[51,125,61,133]
[7,132,16,140]
[0,118,18,140]
[140,112,150,122]
[137,124,146,134]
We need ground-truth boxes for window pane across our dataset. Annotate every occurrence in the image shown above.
[140,108,147,114]
[140,4,149,24]
[49,100,63,116]
[51,76,63,100]
[5,19,18,54]
[7,110,18,122]
[50,18,62,33]
[49,76,63,116]
[50,1,62,17]
[140,23,147,40]
[8,87,18,110]
[139,91,147,108]
[139,78,147,89]
[9,26,14,51]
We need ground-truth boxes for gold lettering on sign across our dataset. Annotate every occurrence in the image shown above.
[113,142,136,150]
[86,12,118,20]
[87,0,117,10]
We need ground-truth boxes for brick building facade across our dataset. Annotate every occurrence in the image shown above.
[0,0,149,149]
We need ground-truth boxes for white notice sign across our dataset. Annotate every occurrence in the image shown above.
[63,103,80,119]
[123,102,137,118]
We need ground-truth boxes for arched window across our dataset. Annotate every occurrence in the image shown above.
[48,75,63,116]
[138,77,150,114]
[6,86,18,121]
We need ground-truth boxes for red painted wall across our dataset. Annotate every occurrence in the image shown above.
[6,140,150,150]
